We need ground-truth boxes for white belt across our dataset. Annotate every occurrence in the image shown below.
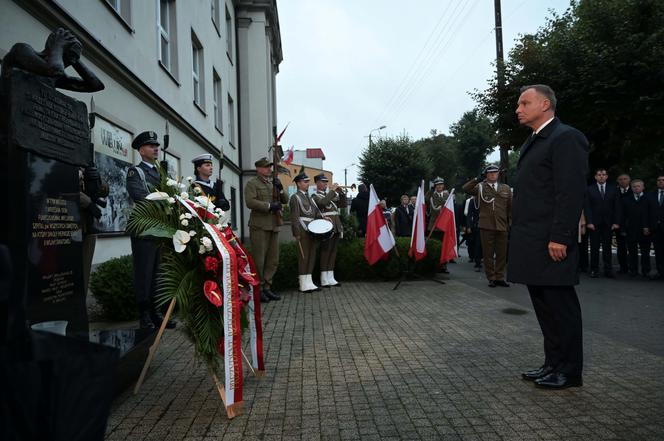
[300,217,314,222]
[322,211,338,216]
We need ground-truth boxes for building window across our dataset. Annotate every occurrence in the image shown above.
[211,0,220,35]
[227,94,235,146]
[230,186,237,229]
[157,0,178,77]
[105,0,132,26]
[213,70,223,131]
[225,5,233,60]
[192,31,205,110]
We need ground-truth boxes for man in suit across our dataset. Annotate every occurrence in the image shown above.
[615,174,632,273]
[508,85,588,389]
[244,157,288,302]
[126,131,176,329]
[289,172,320,292]
[620,179,653,277]
[392,195,412,237]
[650,175,664,279]
[190,153,230,211]
[463,165,512,287]
[584,168,621,278]
[312,174,347,287]
[463,195,482,272]
[350,184,369,237]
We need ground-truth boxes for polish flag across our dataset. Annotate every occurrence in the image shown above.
[409,180,427,261]
[432,188,458,264]
[364,184,396,265]
[281,145,294,165]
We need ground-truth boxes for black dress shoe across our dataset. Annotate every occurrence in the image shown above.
[139,311,156,330]
[604,271,615,278]
[474,266,481,272]
[521,365,554,381]
[589,270,599,278]
[150,310,176,329]
[260,292,271,303]
[264,289,281,301]
[488,280,496,288]
[534,372,582,389]
[494,280,510,287]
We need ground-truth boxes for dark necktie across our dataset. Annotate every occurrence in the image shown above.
[600,184,605,198]
[659,190,663,206]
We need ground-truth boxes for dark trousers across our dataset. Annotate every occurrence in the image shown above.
[528,285,583,377]
[654,227,664,275]
[628,238,651,275]
[130,236,160,310]
[578,233,589,271]
[589,223,613,271]
[616,231,628,272]
[471,229,482,266]
[466,233,475,260]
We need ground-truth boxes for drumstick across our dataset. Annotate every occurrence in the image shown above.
[297,239,305,259]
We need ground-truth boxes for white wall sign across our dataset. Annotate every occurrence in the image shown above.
[94,116,132,163]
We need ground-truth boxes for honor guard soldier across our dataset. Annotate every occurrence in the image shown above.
[289,172,321,292]
[427,177,449,232]
[244,157,288,302]
[191,153,230,211]
[126,131,175,329]
[312,174,347,287]
[463,165,512,287]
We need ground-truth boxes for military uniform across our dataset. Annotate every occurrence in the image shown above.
[190,153,230,211]
[463,165,512,285]
[426,177,449,232]
[311,174,347,287]
[126,131,174,329]
[244,157,288,299]
[289,173,320,292]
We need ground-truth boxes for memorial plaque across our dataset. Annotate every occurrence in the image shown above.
[7,70,91,167]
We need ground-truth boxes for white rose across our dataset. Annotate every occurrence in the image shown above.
[189,230,196,236]
[179,214,186,220]
[168,197,175,204]
[185,213,193,219]
[166,178,178,187]
[172,230,191,253]
[201,237,213,252]
[198,244,206,254]
[180,192,189,199]
[181,219,189,227]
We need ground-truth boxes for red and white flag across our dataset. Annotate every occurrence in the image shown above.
[432,188,458,264]
[281,145,294,165]
[409,180,427,261]
[364,184,395,265]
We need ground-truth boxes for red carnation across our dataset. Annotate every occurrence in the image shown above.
[203,280,223,307]
[204,256,219,274]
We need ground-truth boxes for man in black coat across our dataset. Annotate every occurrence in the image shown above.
[392,195,413,237]
[584,168,620,278]
[508,85,588,389]
[650,175,664,279]
[615,174,632,273]
[620,179,653,277]
[350,184,369,237]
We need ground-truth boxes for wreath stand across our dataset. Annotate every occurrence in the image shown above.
[393,230,447,291]
[133,298,261,419]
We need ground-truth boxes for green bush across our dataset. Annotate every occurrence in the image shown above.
[90,255,137,321]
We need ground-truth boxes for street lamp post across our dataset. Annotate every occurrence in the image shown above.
[368,125,386,147]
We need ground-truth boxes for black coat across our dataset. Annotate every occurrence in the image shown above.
[393,204,412,237]
[350,190,370,235]
[650,190,664,233]
[507,118,589,286]
[620,193,653,241]
[584,183,620,226]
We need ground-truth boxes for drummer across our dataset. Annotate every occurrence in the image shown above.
[311,173,347,287]
[289,172,321,293]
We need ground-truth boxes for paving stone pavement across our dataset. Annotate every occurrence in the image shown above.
[106,279,664,441]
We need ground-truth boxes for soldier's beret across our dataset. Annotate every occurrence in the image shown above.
[294,172,310,182]
[254,157,273,168]
[192,153,213,166]
[484,165,500,173]
[314,173,329,182]
[432,177,445,185]
[132,131,160,150]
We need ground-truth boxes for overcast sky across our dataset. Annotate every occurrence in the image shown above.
[276,0,572,186]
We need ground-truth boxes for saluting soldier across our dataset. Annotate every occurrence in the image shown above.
[190,153,230,210]
[289,172,321,293]
[463,165,512,287]
[126,131,175,329]
[312,174,347,287]
[427,177,449,232]
[244,157,288,302]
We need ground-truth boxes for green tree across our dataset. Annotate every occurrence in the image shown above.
[449,109,497,180]
[357,134,432,205]
[413,131,460,188]
[474,0,664,183]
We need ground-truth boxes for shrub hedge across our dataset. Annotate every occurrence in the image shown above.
[90,238,444,319]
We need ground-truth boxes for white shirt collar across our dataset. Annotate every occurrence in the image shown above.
[141,160,155,169]
[534,117,555,134]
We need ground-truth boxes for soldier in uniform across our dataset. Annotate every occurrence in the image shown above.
[289,172,321,292]
[312,174,347,287]
[244,157,288,302]
[126,131,175,329]
[463,165,512,287]
[427,177,449,232]
[190,153,230,210]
